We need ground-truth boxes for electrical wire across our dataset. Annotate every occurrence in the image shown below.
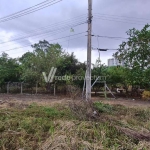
[0,43,86,73]
[1,19,86,54]
[0,16,87,51]
[0,31,86,53]
[93,35,128,40]
[0,0,62,23]
[0,26,81,50]
[0,0,55,20]
[6,35,86,56]
[0,20,87,45]
[0,14,87,39]
[92,48,118,51]
[94,13,150,22]
[96,36,101,64]
[94,13,150,25]
[94,17,148,26]
[19,15,87,35]
[95,15,150,24]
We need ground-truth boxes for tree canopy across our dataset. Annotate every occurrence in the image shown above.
[114,24,150,88]
[0,25,150,94]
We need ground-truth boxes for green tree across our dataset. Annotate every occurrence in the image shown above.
[56,52,86,87]
[20,41,64,91]
[19,52,38,87]
[114,24,150,88]
[114,24,150,69]
[0,53,20,90]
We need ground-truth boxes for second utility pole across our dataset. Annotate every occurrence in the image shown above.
[86,0,92,101]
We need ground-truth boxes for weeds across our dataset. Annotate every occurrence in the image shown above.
[0,101,150,150]
[0,104,72,150]
[94,102,113,113]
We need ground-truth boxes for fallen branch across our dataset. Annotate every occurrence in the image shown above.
[115,126,150,142]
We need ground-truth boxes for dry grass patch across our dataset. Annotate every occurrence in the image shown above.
[0,100,150,150]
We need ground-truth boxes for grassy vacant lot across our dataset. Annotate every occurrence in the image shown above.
[0,100,150,150]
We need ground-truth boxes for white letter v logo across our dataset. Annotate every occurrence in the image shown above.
[42,67,57,83]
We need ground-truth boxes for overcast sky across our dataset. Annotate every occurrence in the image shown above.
[0,0,150,65]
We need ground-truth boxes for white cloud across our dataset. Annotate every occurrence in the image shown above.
[0,0,150,63]
[66,47,111,66]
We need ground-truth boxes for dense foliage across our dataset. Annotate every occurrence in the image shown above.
[0,24,150,95]
[114,24,150,89]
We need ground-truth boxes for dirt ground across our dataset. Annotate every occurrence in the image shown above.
[0,94,150,109]
[94,98,150,108]
[0,94,70,109]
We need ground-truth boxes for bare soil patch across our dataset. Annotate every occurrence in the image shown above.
[1,94,150,109]
[93,97,150,108]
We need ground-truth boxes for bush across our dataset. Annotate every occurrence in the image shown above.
[94,102,113,113]
[142,90,150,100]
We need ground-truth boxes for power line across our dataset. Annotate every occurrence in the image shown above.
[0,0,62,23]
[0,0,61,23]
[0,21,87,45]
[5,35,86,56]
[19,15,87,35]
[93,35,128,40]
[0,25,82,50]
[92,48,118,51]
[0,16,87,50]
[94,17,148,26]
[0,0,55,20]
[95,15,150,24]
[97,35,128,39]
[1,19,86,53]
[0,32,86,53]
[94,13,150,22]
[1,32,127,54]
[87,34,128,40]
[0,14,87,39]
[96,36,101,64]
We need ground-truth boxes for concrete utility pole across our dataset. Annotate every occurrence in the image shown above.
[86,0,92,101]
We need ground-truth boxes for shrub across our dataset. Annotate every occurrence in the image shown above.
[94,102,113,113]
[142,90,150,100]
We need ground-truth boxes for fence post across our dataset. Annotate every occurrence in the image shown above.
[54,83,56,96]
[7,82,10,94]
[21,82,24,94]
[36,82,38,94]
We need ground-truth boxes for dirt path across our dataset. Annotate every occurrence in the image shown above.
[0,94,71,108]
[0,94,150,109]
[93,97,150,108]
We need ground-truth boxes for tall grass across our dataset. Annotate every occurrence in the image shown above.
[0,102,150,149]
